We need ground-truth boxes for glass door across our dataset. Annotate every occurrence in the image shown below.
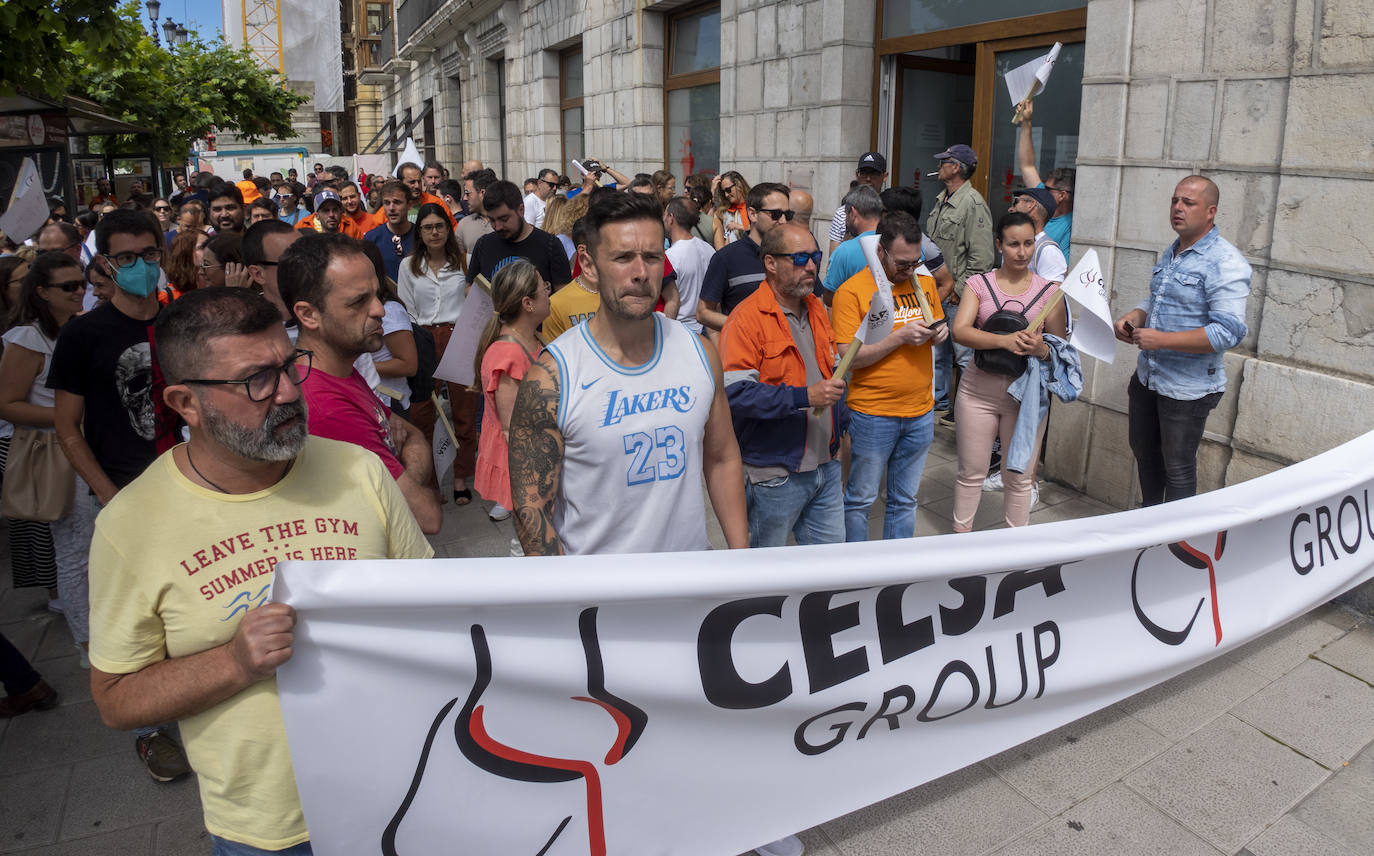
[892,51,975,221]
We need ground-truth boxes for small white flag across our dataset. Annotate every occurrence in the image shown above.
[0,159,49,244]
[1058,249,1117,363]
[1005,42,1062,107]
[856,234,895,342]
[432,400,458,482]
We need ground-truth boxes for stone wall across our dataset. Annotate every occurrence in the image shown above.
[1047,0,1374,507]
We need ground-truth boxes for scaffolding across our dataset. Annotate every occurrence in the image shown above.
[242,0,285,73]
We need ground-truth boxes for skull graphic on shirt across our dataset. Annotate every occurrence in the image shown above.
[115,342,156,441]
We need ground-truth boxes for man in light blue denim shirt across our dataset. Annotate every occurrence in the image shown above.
[1114,176,1251,506]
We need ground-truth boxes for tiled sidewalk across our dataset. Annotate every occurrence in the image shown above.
[2,432,1370,855]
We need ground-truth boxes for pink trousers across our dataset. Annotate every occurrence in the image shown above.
[952,366,1047,532]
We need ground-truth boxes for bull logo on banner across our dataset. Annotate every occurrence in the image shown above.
[381,608,646,856]
[1130,532,1228,646]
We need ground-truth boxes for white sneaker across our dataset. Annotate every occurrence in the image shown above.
[488,503,511,521]
[1030,485,1040,511]
[75,644,90,670]
[509,537,524,557]
[982,471,1004,491]
[755,835,804,856]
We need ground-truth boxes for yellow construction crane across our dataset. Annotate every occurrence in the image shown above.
[242,0,284,73]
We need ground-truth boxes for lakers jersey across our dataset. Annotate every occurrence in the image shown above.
[544,314,714,555]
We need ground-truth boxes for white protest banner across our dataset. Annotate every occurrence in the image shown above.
[433,276,494,387]
[392,138,423,176]
[275,430,1374,856]
[0,158,49,243]
[1059,249,1117,363]
[1005,42,1062,109]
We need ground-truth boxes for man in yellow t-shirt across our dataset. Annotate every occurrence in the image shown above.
[89,288,433,855]
[543,277,601,341]
[831,211,948,542]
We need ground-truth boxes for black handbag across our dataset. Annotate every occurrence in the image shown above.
[972,274,1056,378]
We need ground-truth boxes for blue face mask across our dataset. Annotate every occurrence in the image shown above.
[115,257,160,297]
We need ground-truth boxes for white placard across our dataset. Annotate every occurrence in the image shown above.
[0,159,49,244]
[275,430,1374,856]
[432,277,494,387]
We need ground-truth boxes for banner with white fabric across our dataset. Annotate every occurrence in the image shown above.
[274,431,1374,856]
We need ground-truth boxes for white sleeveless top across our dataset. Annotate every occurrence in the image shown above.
[545,314,713,555]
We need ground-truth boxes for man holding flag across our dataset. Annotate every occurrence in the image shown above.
[831,212,948,541]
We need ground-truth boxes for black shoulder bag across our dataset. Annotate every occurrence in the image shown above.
[972,274,1057,378]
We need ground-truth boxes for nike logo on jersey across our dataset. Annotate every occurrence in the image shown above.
[601,385,697,426]
[581,378,601,390]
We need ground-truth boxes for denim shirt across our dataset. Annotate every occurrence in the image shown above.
[1006,335,1082,473]
[1134,227,1251,400]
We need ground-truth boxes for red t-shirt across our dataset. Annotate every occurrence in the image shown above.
[300,368,403,478]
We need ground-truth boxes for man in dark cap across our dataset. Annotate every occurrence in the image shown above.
[827,151,890,255]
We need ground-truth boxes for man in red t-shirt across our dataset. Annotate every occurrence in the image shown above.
[277,232,441,534]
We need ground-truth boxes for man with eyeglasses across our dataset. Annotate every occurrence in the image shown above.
[926,143,994,422]
[88,287,433,856]
[720,222,848,547]
[47,209,193,784]
[832,211,948,542]
[1016,99,1075,255]
[280,232,441,535]
[469,180,573,289]
[699,182,792,338]
[362,180,416,283]
[522,168,560,230]
[244,219,303,325]
[37,222,87,267]
[456,168,497,260]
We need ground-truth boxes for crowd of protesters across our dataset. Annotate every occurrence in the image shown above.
[0,93,1251,855]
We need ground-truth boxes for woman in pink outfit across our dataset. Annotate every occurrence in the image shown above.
[472,259,551,530]
[949,211,1066,531]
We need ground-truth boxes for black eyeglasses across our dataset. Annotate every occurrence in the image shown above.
[106,247,163,269]
[44,278,86,293]
[768,250,823,268]
[1045,185,1073,195]
[757,208,795,222]
[182,349,313,402]
[721,183,737,193]
[154,205,171,213]
[538,178,558,188]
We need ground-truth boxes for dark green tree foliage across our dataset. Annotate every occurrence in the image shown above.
[2,1,306,156]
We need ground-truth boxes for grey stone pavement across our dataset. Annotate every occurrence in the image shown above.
[3,430,1374,854]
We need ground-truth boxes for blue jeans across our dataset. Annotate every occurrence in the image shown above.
[844,410,935,541]
[211,836,313,856]
[745,459,844,547]
[932,299,972,410]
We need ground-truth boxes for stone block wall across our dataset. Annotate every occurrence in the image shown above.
[1051,0,1374,507]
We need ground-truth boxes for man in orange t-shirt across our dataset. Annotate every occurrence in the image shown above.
[398,162,455,229]
[830,211,948,542]
[294,190,364,239]
[338,181,381,234]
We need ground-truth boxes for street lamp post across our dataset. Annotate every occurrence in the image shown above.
[162,18,178,46]
[174,24,189,45]
[146,0,161,43]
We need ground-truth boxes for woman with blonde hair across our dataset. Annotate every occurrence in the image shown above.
[472,259,550,534]
[711,170,750,249]
[651,169,676,206]
[543,192,589,260]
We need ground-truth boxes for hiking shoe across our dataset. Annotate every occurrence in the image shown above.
[982,471,1004,491]
[0,679,59,718]
[488,502,511,522]
[136,729,191,782]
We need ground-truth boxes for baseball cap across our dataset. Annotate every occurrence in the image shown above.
[934,144,978,168]
[313,190,342,208]
[1012,187,1057,219]
[857,152,887,173]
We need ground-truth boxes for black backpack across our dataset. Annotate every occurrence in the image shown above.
[406,323,438,403]
[972,273,1056,378]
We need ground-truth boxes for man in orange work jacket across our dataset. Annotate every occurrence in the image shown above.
[720,223,849,548]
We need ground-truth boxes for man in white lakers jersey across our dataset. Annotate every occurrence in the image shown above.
[509,191,748,556]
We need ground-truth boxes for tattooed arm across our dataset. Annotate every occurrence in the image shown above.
[508,353,566,556]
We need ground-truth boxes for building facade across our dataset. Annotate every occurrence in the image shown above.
[379,0,1374,507]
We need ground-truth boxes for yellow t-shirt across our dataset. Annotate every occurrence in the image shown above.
[831,267,944,418]
[544,279,601,342]
[88,437,434,850]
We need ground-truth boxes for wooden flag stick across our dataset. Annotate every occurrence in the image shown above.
[1026,289,1066,333]
[907,275,946,331]
[433,392,460,450]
